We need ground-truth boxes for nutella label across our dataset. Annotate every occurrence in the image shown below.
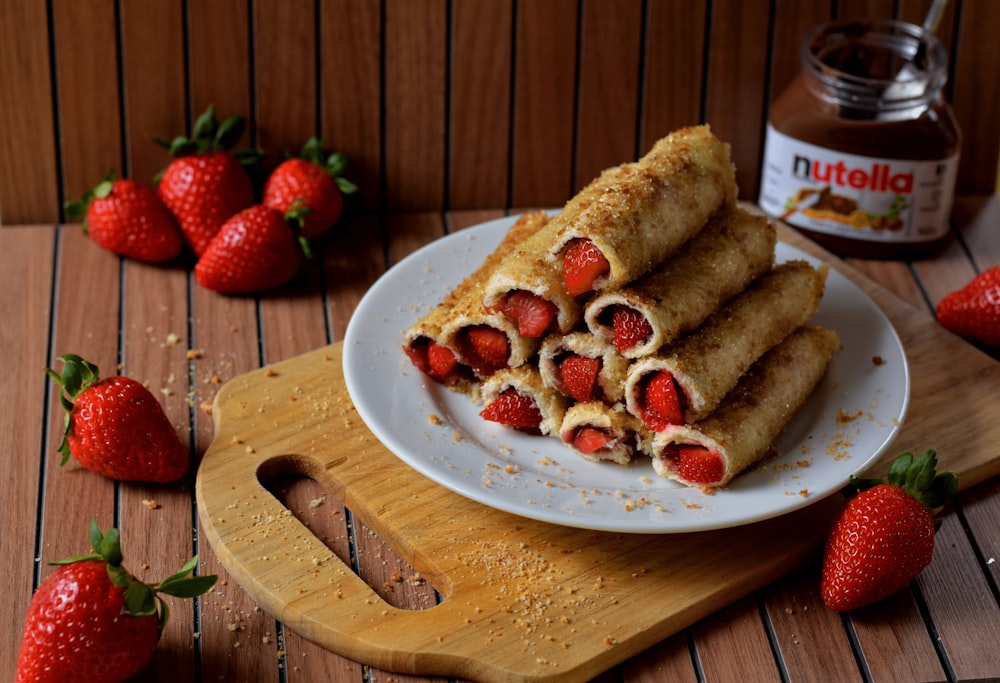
[758,125,959,243]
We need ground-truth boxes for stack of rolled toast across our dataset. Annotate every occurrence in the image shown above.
[402,125,838,490]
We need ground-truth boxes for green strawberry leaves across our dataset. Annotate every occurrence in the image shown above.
[848,448,958,511]
[155,104,264,166]
[64,170,118,229]
[51,519,217,626]
[45,353,102,466]
[297,136,358,195]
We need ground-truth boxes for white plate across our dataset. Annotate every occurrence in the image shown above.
[342,215,909,533]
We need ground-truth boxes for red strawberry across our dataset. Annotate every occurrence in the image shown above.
[15,519,217,682]
[563,238,610,296]
[639,370,684,430]
[612,306,653,352]
[156,105,261,256]
[262,136,357,239]
[558,354,601,402]
[480,388,543,431]
[935,266,1000,347]
[46,354,188,483]
[65,172,183,263]
[665,445,725,485]
[570,426,611,454]
[427,340,461,380]
[821,449,958,612]
[461,325,509,376]
[194,205,305,294]
[501,290,558,337]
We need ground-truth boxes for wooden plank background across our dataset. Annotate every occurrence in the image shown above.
[1,0,998,226]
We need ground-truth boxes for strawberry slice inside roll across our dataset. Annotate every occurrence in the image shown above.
[456,325,510,377]
[402,338,474,385]
[497,289,559,337]
[563,238,610,296]
[662,444,726,486]
[480,388,544,433]
[556,353,602,402]
[637,370,686,430]
[609,305,654,353]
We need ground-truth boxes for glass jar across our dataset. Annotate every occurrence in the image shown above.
[758,19,962,259]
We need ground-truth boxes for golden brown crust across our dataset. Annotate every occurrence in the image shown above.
[404,212,549,380]
[538,331,629,404]
[649,325,839,486]
[548,125,738,291]
[626,260,828,425]
[481,365,572,437]
[560,402,642,465]
[584,207,776,357]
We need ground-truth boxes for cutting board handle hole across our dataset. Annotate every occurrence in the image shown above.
[259,459,444,611]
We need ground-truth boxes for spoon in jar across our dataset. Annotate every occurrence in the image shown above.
[883,0,948,100]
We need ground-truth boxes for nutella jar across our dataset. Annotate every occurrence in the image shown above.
[759,19,961,259]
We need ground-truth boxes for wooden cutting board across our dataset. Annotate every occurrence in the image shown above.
[196,225,1000,683]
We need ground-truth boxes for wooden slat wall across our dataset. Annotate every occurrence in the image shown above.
[1,0,998,225]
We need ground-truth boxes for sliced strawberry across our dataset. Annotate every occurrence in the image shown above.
[639,370,684,430]
[558,354,602,402]
[480,388,543,431]
[460,325,509,376]
[502,290,558,337]
[612,306,653,352]
[664,444,725,485]
[570,426,611,454]
[402,341,431,374]
[426,341,460,380]
[563,238,610,296]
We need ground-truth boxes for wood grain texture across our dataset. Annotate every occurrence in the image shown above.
[0,0,58,224]
[640,0,707,150]
[450,0,513,209]
[703,0,771,200]
[119,0,186,186]
[254,0,318,170]
[51,0,123,208]
[574,0,643,191]
[510,0,578,207]
[0,227,56,682]
[384,0,448,210]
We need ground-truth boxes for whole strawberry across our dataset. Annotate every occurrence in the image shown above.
[262,136,357,239]
[936,266,1000,347]
[46,354,188,482]
[821,449,957,612]
[16,519,216,682]
[65,171,182,263]
[156,105,262,256]
[195,204,306,294]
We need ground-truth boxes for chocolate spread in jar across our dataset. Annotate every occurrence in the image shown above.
[759,19,961,259]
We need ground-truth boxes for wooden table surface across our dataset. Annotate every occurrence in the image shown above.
[3,197,1000,682]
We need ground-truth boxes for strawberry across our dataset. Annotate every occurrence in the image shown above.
[558,354,601,402]
[935,266,1000,347]
[156,105,262,256]
[194,205,306,294]
[664,444,725,485]
[15,519,216,683]
[480,388,543,431]
[821,449,958,612]
[460,325,509,376]
[639,370,684,430]
[262,136,357,239]
[563,238,610,296]
[570,426,611,454]
[612,306,653,352]
[501,290,558,337]
[65,172,183,263]
[46,354,188,483]
[426,340,461,380]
